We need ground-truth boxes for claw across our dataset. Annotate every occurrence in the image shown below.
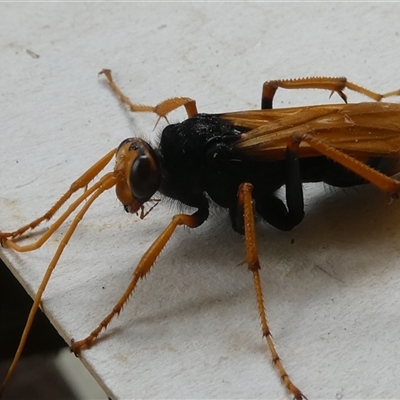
[329,90,347,103]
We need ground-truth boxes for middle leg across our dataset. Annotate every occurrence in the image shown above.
[237,182,306,400]
[261,76,400,109]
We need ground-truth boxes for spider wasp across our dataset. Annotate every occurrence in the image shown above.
[1,70,400,399]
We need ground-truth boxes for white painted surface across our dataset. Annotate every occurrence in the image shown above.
[55,348,108,400]
[1,3,400,399]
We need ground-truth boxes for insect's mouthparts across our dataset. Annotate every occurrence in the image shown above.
[124,200,142,214]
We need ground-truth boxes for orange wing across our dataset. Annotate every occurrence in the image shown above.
[221,102,400,161]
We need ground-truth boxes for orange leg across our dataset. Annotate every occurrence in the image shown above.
[70,208,206,354]
[99,69,198,126]
[0,148,116,246]
[262,76,400,109]
[287,134,400,198]
[0,172,120,397]
[238,182,306,400]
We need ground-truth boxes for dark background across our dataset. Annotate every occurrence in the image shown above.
[0,259,76,399]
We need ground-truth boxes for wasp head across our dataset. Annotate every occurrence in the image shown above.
[114,138,161,214]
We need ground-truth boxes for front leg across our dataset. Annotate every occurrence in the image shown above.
[0,149,116,246]
[100,69,198,124]
[70,207,208,354]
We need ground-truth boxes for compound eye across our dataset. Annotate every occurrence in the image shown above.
[129,143,161,202]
